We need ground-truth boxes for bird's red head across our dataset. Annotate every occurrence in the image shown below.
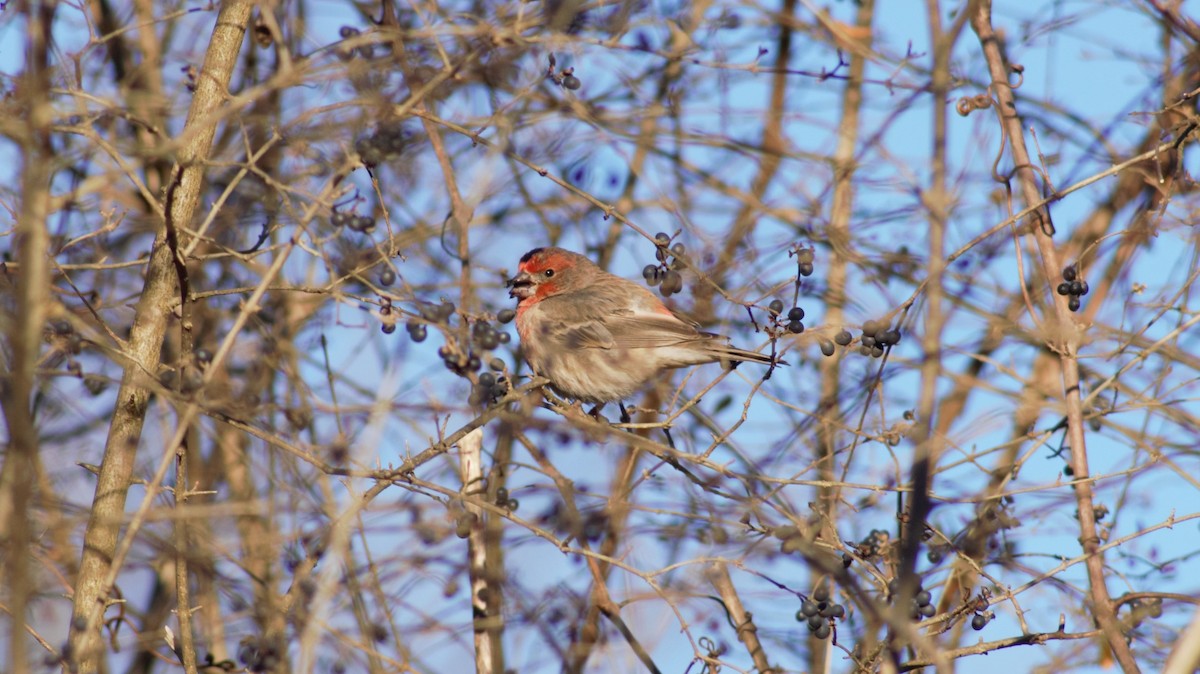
[506,247,590,304]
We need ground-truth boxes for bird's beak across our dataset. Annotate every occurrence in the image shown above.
[507,270,534,299]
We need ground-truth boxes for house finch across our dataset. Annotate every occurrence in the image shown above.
[506,246,779,404]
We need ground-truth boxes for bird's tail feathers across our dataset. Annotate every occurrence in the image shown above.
[711,343,786,367]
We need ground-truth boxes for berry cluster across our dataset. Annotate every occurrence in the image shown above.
[546,54,581,90]
[405,301,452,343]
[767,299,805,334]
[826,319,901,359]
[394,300,516,405]
[469,312,514,404]
[470,365,511,406]
[643,232,687,297]
[47,318,84,358]
[493,487,520,513]
[236,636,284,674]
[795,585,844,640]
[794,246,816,277]
[966,587,995,630]
[336,26,377,60]
[888,579,936,620]
[330,210,375,232]
[377,297,397,334]
[853,528,891,560]
[859,320,901,355]
[470,317,510,350]
[1055,264,1089,312]
[436,344,478,375]
[354,123,410,168]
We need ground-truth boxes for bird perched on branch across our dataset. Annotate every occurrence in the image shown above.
[506,246,780,406]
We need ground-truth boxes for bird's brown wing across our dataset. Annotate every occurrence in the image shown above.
[602,314,710,350]
[558,322,617,350]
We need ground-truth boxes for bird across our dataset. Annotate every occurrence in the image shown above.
[505,246,780,407]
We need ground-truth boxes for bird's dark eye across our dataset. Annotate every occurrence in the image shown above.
[543,269,554,278]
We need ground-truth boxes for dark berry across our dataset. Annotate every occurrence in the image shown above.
[408,323,427,342]
[813,586,830,602]
[829,604,845,619]
[359,144,384,166]
[379,269,396,286]
[489,357,505,371]
[479,373,496,387]
[858,345,871,356]
[919,603,935,617]
[562,74,581,90]
[339,26,360,38]
[670,242,685,256]
[1070,280,1083,295]
[871,346,884,358]
[813,622,830,639]
[331,211,349,227]
[861,335,875,348]
[787,307,804,321]
[801,600,818,617]
[807,614,824,631]
[381,323,396,334]
[768,299,784,315]
[506,498,519,511]
[661,270,683,295]
[1079,281,1089,295]
[1068,296,1081,312]
[1062,265,1077,282]
[971,613,987,631]
[819,339,835,357]
[862,320,878,335]
[642,264,658,281]
[1056,282,1071,296]
[916,590,931,606]
[497,309,515,324]
[799,262,814,277]
[654,232,670,244]
[455,514,474,538]
[874,328,890,344]
[834,330,852,346]
[886,329,901,344]
[497,332,511,344]
[787,320,804,334]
